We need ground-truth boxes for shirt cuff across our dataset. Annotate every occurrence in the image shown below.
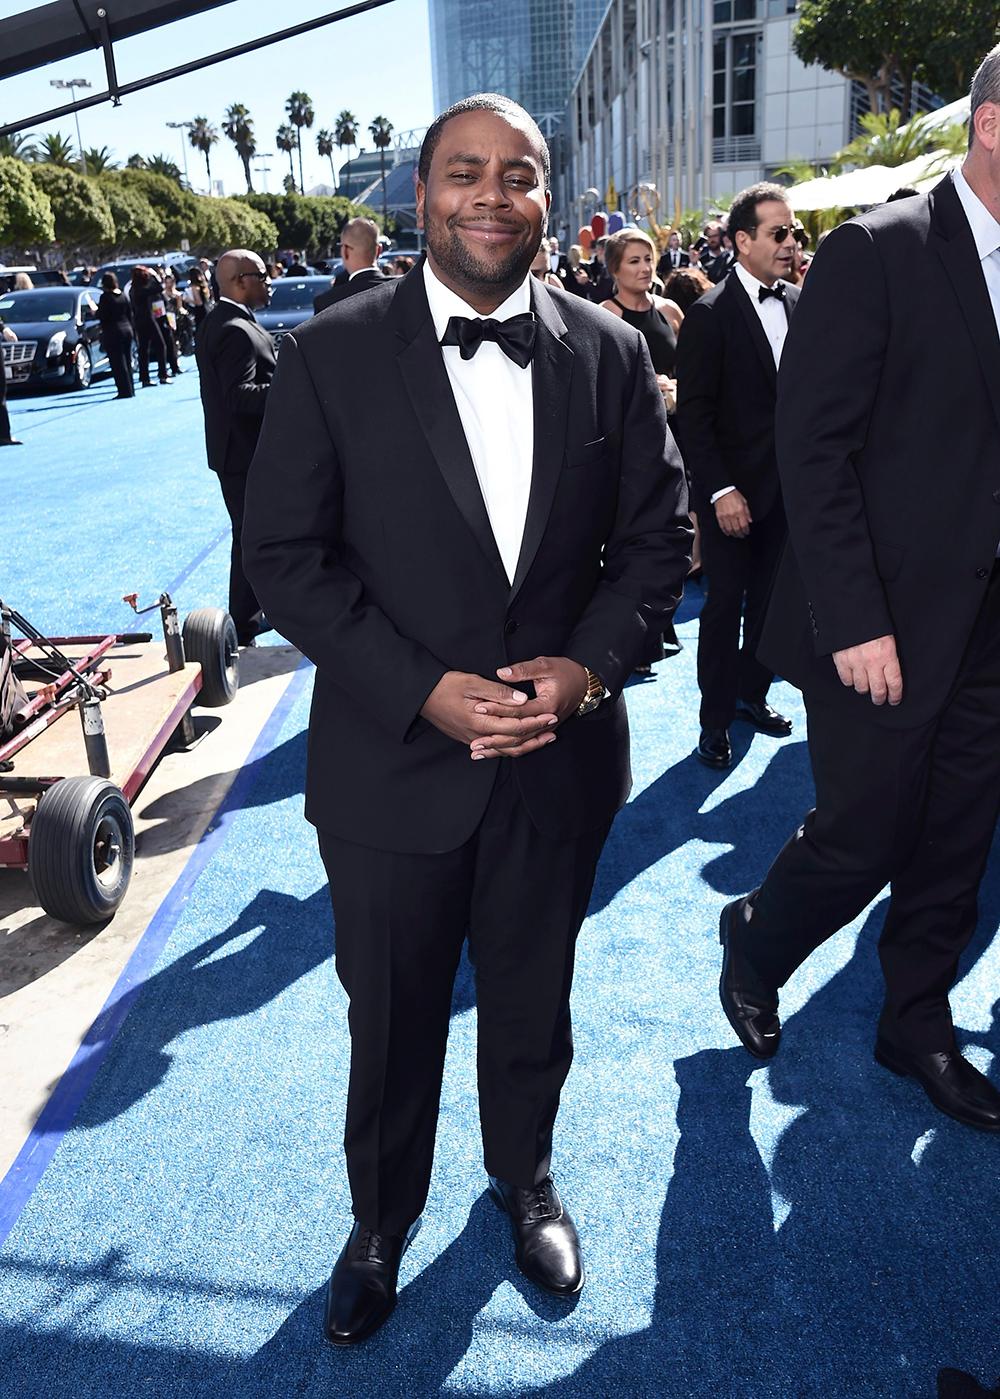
[710,486,737,504]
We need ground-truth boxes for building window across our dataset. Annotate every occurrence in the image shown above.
[714,0,758,21]
[713,30,762,160]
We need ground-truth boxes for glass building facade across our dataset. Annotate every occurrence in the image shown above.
[429,0,608,132]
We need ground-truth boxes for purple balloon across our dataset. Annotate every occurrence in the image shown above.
[608,211,625,234]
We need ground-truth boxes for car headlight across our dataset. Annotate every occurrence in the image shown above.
[46,331,68,358]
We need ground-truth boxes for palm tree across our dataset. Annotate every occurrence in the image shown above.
[0,131,38,160]
[188,116,219,189]
[145,154,184,182]
[316,128,336,189]
[368,115,394,229]
[82,145,118,174]
[833,109,941,171]
[334,110,358,198]
[276,123,298,190]
[222,103,257,193]
[285,91,314,194]
[38,131,76,167]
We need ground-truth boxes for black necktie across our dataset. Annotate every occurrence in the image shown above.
[758,283,786,303]
[440,312,537,369]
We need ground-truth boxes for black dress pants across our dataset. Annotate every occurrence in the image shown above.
[136,318,168,383]
[696,498,786,729]
[0,357,12,441]
[104,331,134,397]
[217,470,263,645]
[318,762,610,1238]
[746,561,1000,1053]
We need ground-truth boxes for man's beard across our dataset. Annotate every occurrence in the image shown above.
[425,209,540,297]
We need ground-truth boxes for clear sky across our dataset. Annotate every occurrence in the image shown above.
[0,0,435,196]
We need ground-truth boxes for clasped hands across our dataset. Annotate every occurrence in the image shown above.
[420,656,589,760]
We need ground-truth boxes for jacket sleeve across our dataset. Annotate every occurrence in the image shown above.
[216,320,270,417]
[674,299,732,499]
[242,333,449,741]
[563,335,692,699]
[775,220,893,656]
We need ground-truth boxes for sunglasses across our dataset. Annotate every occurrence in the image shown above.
[238,270,271,281]
[763,225,794,244]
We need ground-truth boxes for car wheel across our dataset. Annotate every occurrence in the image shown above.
[182,607,240,706]
[71,343,92,390]
[29,777,134,924]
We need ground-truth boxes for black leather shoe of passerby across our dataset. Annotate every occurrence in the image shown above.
[323,1218,421,1347]
[0,437,23,445]
[874,1039,1000,1132]
[733,701,793,736]
[488,1175,584,1297]
[696,727,731,769]
[719,896,781,1059]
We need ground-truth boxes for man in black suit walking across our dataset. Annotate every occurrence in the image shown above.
[677,183,798,769]
[313,217,390,313]
[718,48,1000,1134]
[656,230,690,281]
[195,249,276,647]
[243,92,690,1346]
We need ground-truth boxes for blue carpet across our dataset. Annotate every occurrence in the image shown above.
[2,370,1000,1397]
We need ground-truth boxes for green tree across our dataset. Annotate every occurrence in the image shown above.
[211,197,278,252]
[188,116,219,188]
[117,167,200,246]
[368,115,393,230]
[29,164,115,252]
[81,145,118,175]
[237,191,377,258]
[916,0,1000,102]
[97,171,165,253]
[285,91,314,194]
[37,131,76,167]
[334,110,359,197]
[835,108,944,168]
[316,128,336,189]
[146,154,184,183]
[126,153,147,170]
[223,103,257,194]
[276,123,298,190]
[0,132,38,161]
[0,155,55,250]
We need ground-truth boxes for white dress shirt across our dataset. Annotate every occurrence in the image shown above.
[710,261,789,505]
[953,167,1000,343]
[423,259,534,583]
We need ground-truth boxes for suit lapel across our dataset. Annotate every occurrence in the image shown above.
[509,281,574,600]
[728,272,777,387]
[929,175,1000,436]
[392,269,508,583]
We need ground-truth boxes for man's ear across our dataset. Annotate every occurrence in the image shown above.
[415,178,426,230]
[975,101,1000,153]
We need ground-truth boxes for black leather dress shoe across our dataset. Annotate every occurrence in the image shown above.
[734,701,792,736]
[323,1218,420,1346]
[719,896,781,1059]
[696,727,731,769]
[488,1175,584,1296]
[0,437,23,445]
[874,1038,1000,1131]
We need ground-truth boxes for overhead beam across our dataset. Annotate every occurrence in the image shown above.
[0,0,397,140]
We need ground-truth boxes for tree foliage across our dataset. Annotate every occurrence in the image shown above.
[97,171,166,253]
[0,155,55,248]
[237,191,378,256]
[29,163,115,250]
[222,104,256,194]
[835,108,947,168]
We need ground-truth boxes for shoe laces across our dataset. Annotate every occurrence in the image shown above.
[357,1228,383,1262]
[521,1179,558,1222]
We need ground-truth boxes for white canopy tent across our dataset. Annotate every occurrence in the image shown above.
[787,149,960,211]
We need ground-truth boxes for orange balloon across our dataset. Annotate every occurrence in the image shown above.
[590,212,607,238]
[578,226,594,250]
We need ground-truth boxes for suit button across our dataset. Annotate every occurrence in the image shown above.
[504,618,518,635]
[994,491,1000,503]
[977,567,989,579]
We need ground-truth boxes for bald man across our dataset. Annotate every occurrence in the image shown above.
[196,250,277,646]
[313,217,389,314]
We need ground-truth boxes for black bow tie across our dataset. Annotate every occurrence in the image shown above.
[440,312,537,368]
[758,283,786,302]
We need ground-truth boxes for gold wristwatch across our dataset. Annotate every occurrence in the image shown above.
[575,668,605,716]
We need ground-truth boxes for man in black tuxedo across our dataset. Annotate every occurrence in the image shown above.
[243,92,690,1345]
[718,48,1000,1134]
[701,222,735,283]
[195,249,276,646]
[676,183,799,769]
[586,235,615,303]
[313,218,390,313]
[656,230,690,280]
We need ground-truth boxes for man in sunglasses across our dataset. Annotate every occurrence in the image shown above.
[196,249,276,647]
[676,182,799,772]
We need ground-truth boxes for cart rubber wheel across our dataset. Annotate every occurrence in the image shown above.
[29,777,134,925]
[182,607,239,707]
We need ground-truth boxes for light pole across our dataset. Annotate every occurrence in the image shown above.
[166,120,194,186]
[253,152,274,194]
[49,79,91,173]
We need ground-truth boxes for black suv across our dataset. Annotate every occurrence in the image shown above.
[0,286,109,391]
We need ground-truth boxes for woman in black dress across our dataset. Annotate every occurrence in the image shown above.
[96,272,135,398]
[129,265,170,387]
[600,228,688,668]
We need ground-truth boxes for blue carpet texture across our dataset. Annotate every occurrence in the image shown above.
[2,368,1000,1398]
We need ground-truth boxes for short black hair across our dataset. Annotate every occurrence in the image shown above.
[885,185,920,203]
[418,93,550,186]
[727,182,792,242]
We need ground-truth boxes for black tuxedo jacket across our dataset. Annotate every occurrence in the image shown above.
[243,267,691,852]
[657,250,690,278]
[759,175,1000,728]
[313,266,389,314]
[675,271,799,518]
[195,301,276,476]
[703,250,735,284]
